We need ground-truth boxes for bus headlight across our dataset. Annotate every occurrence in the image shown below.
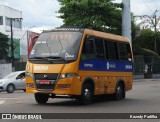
[26,72,33,78]
[60,72,77,79]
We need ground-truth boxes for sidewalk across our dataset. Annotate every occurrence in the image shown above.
[133,78,160,82]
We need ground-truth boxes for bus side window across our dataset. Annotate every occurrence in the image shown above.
[118,43,128,61]
[118,43,132,61]
[80,36,95,61]
[106,41,118,60]
[95,38,105,59]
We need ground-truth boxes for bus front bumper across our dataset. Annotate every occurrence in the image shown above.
[26,76,82,95]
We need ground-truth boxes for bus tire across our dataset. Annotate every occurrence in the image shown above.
[79,84,93,105]
[34,93,49,104]
[113,83,124,100]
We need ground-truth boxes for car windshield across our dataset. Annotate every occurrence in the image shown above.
[29,31,83,63]
[2,72,19,79]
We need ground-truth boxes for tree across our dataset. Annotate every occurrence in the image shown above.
[58,0,122,35]
[136,29,155,50]
[131,14,140,47]
[0,32,10,60]
[131,14,160,56]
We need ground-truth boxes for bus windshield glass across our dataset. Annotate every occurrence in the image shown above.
[29,31,83,62]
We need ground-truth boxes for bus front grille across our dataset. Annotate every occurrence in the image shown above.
[34,73,59,90]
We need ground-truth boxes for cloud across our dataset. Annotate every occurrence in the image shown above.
[1,0,160,30]
[0,0,63,29]
[115,0,160,16]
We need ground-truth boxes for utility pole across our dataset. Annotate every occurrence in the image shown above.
[10,18,14,69]
[154,12,157,53]
[153,10,160,53]
[122,0,132,45]
[10,18,22,70]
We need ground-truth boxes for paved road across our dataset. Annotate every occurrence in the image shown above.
[0,79,160,122]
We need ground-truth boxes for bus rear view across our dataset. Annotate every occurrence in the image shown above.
[26,27,133,105]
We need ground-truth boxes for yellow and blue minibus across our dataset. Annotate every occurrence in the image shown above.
[25,27,133,105]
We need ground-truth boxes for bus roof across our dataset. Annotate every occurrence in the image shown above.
[43,27,129,43]
[84,29,129,43]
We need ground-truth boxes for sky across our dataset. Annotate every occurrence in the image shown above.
[0,0,160,55]
[1,0,160,32]
[0,0,63,32]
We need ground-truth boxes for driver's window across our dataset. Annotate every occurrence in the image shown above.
[80,36,95,61]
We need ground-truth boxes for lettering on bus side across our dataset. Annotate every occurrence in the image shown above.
[84,63,93,68]
[125,65,133,70]
[106,62,116,70]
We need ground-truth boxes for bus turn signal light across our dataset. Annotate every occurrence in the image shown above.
[27,83,34,88]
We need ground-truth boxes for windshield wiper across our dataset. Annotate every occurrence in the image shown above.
[29,57,44,59]
[29,57,54,63]
[45,56,68,62]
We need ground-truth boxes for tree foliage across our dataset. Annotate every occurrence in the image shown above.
[132,28,160,57]
[58,0,122,35]
[131,13,160,57]
[136,29,155,50]
[155,31,160,55]
[131,14,140,46]
[0,32,10,60]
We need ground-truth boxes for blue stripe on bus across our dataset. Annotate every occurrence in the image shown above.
[79,59,133,72]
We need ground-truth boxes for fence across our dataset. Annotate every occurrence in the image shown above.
[14,62,26,71]
[134,55,160,78]
[134,55,144,75]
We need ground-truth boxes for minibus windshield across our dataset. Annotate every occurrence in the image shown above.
[29,31,82,63]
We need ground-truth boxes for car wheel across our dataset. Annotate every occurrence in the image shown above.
[113,83,124,100]
[79,84,93,105]
[6,84,15,93]
[34,93,49,104]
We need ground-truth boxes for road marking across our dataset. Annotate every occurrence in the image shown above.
[0,100,5,104]
[0,98,20,100]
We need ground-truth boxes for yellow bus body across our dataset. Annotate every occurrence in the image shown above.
[26,28,133,104]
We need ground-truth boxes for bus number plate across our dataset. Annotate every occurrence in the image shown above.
[39,80,50,84]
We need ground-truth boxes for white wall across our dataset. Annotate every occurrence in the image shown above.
[0,5,22,36]
[0,5,27,56]
[0,64,12,78]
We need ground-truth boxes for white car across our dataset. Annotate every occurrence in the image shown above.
[0,71,26,93]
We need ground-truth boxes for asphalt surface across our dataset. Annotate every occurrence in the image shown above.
[0,79,160,122]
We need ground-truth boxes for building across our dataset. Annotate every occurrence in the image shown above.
[0,5,40,63]
[0,5,27,61]
[0,5,22,35]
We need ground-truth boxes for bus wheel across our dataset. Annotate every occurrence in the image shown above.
[34,93,49,104]
[113,83,124,100]
[79,84,93,105]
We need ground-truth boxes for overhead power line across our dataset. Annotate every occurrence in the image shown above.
[142,0,153,14]
[154,0,160,11]
[134,9,160,53]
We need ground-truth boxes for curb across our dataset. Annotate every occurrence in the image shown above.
[133,78,160,82]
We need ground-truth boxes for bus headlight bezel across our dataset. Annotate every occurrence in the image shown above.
[60,72,77,79]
